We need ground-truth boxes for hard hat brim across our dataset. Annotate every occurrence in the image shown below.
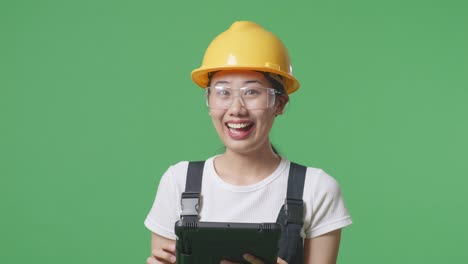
[191,66,300,95]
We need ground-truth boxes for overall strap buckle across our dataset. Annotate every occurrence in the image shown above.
[284,198,304,225]
[180,161,205,221]
[180,192,201,221]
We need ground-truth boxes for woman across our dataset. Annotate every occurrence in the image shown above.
[145,21,352,264]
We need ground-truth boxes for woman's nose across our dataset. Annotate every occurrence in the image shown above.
[227,96,248,115]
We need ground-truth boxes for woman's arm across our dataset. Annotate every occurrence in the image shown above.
[146,232,177,264]
[303,229,342,264]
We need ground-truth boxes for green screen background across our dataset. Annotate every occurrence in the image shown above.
[1,0,467,263]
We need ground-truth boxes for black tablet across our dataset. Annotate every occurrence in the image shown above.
[175,220,282,264]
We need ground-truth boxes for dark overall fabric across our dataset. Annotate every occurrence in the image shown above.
[181,161,306,264]
[275,163,306,264]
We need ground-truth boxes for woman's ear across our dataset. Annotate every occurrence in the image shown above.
[275,95,289,116]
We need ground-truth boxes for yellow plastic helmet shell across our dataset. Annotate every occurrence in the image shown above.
[191,21,300,94]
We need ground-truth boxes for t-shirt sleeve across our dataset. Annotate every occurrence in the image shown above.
[144,165,180,240]
[304,169,352,238]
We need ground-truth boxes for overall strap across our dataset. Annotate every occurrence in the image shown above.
[277,162,307,264]
[284,162,307,225]
[180,161,205,222]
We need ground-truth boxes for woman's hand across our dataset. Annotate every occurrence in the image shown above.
[220,254,287,264]
[146,242,176,264]
[147,233,177,264]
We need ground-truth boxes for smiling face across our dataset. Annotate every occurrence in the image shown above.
[208,70,288,155]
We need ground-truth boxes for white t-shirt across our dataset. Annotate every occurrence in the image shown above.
[144,156,352,240]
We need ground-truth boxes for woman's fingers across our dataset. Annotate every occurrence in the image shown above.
[147,255,175,264]
[221,254,287,264]
[146,256,159,264]
[243,253,264,264]
[277,257,287,264]
[220,260,237,264]
[150,247,176,263]
[243,254,288,264]
[220,255,260,264]
[161,242,176,254]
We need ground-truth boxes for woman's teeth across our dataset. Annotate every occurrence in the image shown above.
[227,123,251,129]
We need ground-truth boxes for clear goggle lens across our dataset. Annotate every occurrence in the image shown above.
[205,86,278,110]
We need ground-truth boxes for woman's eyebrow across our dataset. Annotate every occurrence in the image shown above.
[213,80,263,86]
[213,80,229,86]
[244,80,262,85]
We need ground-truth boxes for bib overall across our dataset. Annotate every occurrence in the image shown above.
[179,161,306,264]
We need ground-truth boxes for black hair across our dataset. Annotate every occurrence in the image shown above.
[262,73,286,95]
[207,71,218,87]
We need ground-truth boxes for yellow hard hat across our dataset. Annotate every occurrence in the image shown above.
[191,21,300,94]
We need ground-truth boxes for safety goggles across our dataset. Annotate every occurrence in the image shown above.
[205,86,280,110]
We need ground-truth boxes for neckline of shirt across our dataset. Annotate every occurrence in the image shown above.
[205,155,289,193]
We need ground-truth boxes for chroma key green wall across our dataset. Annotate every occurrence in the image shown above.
[1,0,467,263]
